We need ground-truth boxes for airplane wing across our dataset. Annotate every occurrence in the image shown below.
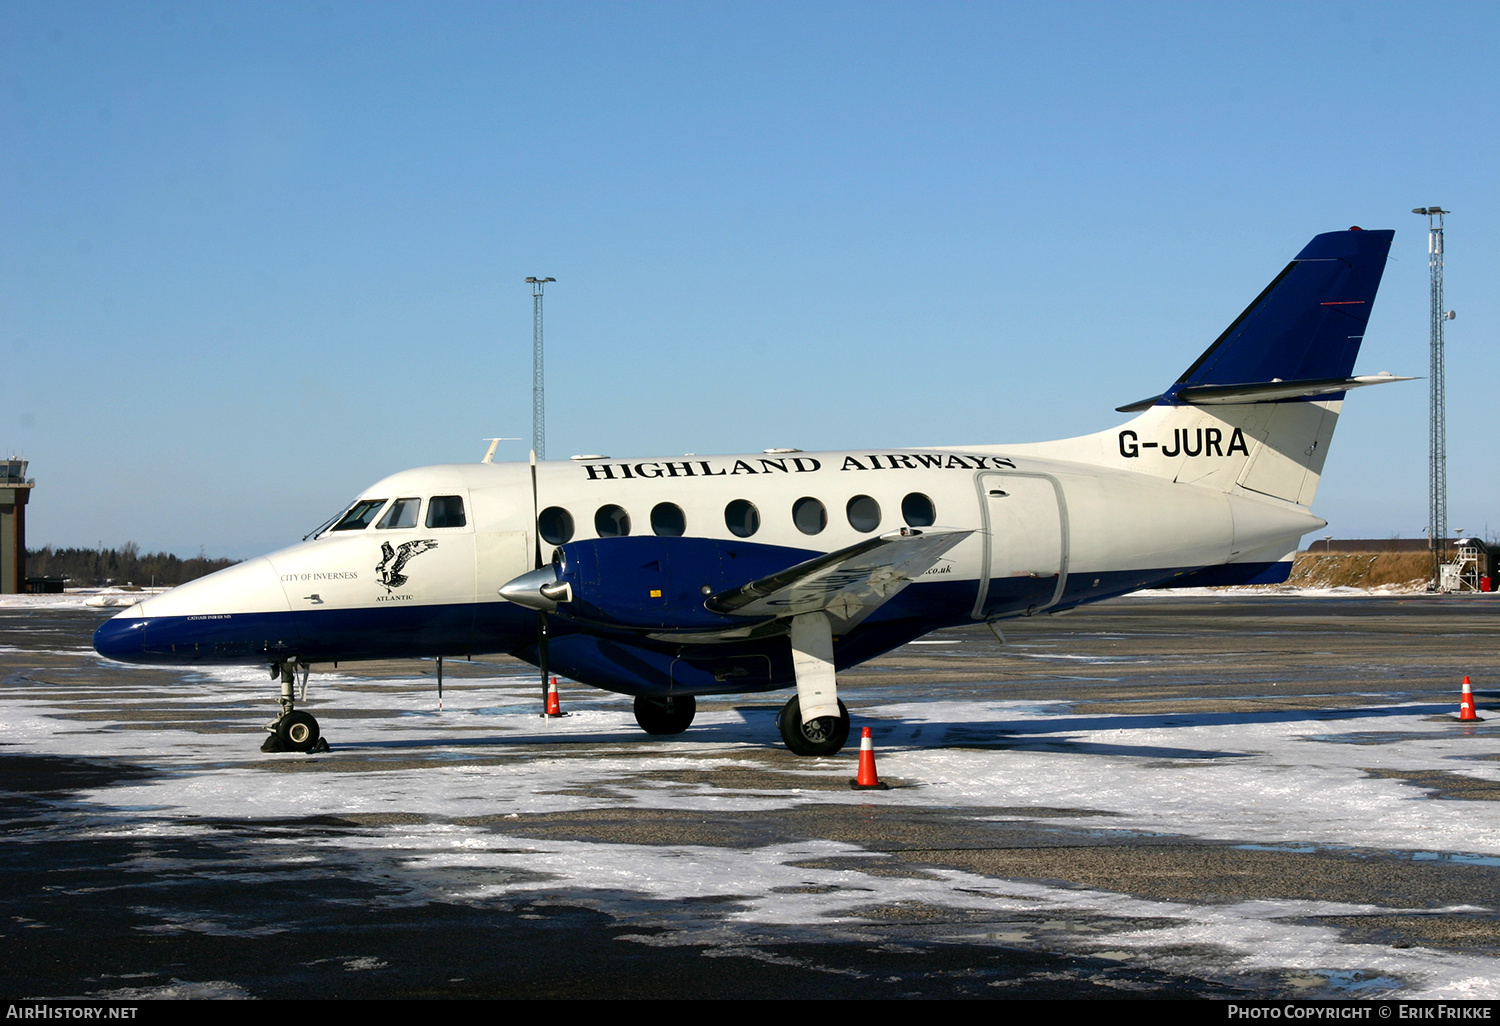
[499,527,971,642]
[703,527,971,631]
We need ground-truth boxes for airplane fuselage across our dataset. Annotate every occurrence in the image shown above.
[94,444,1321,696]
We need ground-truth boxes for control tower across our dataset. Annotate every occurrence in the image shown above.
[0,459,34,593]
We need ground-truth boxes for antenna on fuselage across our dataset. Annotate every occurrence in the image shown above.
[525,277,555,461]
[481,438,521,464]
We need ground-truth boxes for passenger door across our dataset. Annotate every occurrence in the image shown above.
[973,473,1067,618]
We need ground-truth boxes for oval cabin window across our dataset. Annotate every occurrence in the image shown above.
[595,504,631,537]
[846,495,881,533]
[901,492,936,528]
[538,506,574,546]
[651,502,686,537]
[792,496,827,535]
[725,499,760,538]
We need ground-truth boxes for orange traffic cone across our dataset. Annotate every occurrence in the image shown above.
[1458,676,1483,722]
[850,727,889,790]
[545,676,565,717]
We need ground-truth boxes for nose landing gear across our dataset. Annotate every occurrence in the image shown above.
[261,660,328,753]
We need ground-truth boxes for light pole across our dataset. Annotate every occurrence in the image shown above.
[526,276,556,461]
[1411,208,1453,590]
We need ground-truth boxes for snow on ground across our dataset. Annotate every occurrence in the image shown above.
[0,588,164,610]
[4,660,1498,998]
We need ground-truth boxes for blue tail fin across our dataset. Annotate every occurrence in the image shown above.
[1119,228,1394,412]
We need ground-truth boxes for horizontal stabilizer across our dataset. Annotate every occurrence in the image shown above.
[1117,372,1414,412]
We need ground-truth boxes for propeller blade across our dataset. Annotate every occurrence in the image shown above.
[530,451,549,713]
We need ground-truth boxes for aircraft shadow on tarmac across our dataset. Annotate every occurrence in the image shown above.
[321,699,1459,763]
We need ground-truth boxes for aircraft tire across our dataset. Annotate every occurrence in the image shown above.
[633,695,696,736]
[277,710,321,753]
[778,696,850,756]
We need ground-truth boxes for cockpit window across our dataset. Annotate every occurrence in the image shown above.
[331,499,387,532]
[426,495,467,529]
[377,498,421,530]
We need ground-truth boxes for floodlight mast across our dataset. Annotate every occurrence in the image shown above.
[525,277,556,461]
[1410,208,1450,590]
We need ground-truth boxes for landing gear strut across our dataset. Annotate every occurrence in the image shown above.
[777,694,850,756]
[633,695,696,735]
[261,660,327,753]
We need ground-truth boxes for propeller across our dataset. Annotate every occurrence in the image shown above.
[530,450,550,716]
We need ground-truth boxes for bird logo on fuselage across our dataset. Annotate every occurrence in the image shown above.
[376,539,439,592]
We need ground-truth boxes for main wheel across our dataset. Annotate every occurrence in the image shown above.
[277,710,321,753]
[633,695,696,736]
[777,695,850,756]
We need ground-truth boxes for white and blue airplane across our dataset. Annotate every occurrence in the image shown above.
[95,227,1406,756]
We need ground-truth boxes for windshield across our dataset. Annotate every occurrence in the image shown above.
[377,498,421,529]
[330,499,388,532]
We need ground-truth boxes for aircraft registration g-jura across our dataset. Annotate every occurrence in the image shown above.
[95,228,1406,756]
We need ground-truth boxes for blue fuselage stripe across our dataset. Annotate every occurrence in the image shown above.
[92,561,1233,694]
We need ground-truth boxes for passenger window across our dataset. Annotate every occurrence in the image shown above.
[538,506,574,546]
[792,496,827,535]
[426,495,467,529]
[595,504,631,537]
[846,495,881,533]
[377,498,421,529]
[725,499,760,538]
[651,502,686,537]
[902,492,936,528]
[332,499,387,531]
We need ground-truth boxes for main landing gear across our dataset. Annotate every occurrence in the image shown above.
[633,694,696,735]
[261,660,328,754]
[777,694,850,756]
[629,692,852,756]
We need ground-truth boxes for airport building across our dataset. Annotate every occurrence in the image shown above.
[0,459,33,593]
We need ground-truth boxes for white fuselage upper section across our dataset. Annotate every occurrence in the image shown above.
[123,445,1321,632]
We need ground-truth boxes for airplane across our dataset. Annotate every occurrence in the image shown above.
[93,227,1406,756]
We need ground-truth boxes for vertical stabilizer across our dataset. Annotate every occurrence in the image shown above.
[995,228,1398,508]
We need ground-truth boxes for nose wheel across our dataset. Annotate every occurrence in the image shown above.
[274,710,322,751]
[261,661,328,753]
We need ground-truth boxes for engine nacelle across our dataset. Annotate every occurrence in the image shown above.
[547,536,819,632]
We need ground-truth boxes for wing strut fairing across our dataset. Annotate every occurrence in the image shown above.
[790,612,838,721]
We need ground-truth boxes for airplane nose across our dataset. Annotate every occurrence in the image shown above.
[93,607,148,662]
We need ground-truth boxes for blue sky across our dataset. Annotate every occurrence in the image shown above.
[5,1,1497,557]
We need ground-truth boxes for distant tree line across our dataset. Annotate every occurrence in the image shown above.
[27,544,240,588]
